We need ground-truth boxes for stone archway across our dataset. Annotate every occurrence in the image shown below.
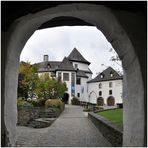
[89,91,97,104]
[97,97,104,106]
[107,96,115,106]
[2,3,146,146]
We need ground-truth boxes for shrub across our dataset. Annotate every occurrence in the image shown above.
[29,99,46,107]
[45,99,64,110]
[71,97,80,105]
[17,98,33,107]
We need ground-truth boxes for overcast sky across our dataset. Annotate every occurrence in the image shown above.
[20,26,122,78]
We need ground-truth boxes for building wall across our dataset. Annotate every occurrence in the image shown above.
[88,80,123,105]
[76,77,88,102]
[72,61,89,71]
[86,73,92,80]
[87,82,98,104]
[56,71,76,104]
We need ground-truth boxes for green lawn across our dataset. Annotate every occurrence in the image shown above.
[96,108,123,126]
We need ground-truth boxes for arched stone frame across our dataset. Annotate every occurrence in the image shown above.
[107,96,115,106]
[97,97,104,106]
[2,3,145,146]
[89,91,97,104]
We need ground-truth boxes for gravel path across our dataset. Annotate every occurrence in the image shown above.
[16,105,112,147]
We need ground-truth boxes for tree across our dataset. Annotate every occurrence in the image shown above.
[100,48,123,76]
[17,62,38,99]
[109,48,122,67]
[35,74,67,100]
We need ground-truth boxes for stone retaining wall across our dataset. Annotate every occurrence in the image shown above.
[17,106,65,127]
[88,112,123,146]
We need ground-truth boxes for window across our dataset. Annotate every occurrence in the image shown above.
[110,72,113,77]
[74,64,78,69]
[47,64,50,69]
[58,72,61,81]
[76,77,81,85]
[109,90,112,95]
[99,91,102,96]
[63,73,69,81]
[109,82,112,88]
[77,93,80,98]
[100,73,104,78]
[99,83,102,89]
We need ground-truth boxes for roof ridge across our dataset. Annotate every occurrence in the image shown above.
[67,48,90,65]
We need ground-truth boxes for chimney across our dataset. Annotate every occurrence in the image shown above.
[44,55,48,62]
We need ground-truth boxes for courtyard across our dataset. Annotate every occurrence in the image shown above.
[16,105,112,147]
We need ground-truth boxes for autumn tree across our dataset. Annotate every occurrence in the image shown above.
[17,62,38,99]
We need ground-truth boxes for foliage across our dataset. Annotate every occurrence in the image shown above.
[18,62,38,99]
[17,98,33,107]
[35,74,67,100]
[18,62,67,101]
[28,99,46,107]
[71,97,80,105]
[45,99,64,110]
[97,108,123,126]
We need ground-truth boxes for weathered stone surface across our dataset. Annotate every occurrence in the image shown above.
[17,106,64,128]
[88,112,123,146]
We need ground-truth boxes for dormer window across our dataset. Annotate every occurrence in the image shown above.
[47,64,50,69]
[100,73,104,78]
[74,64,78,69]
[110,72,113,77]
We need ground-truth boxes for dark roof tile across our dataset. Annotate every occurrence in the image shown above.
[56,57,76,71]
[87,67,123,83]
[67,48,90,65]
[36,61,61,72]
[76,70,88,78]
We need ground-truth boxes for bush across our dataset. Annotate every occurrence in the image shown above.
[45,99,64,110]
[17,98,33,107]
[29,99,46,107]
[71,97,80,105]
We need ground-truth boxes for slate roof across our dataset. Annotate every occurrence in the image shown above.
[67,48,91,65]
[87,67,123,83]
[37,61,61,72]
[56,57,76,71]
[76,70,88,78]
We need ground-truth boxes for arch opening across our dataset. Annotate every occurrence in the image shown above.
[107,96,115,106]
[2,3,145,147]
[62,93,69,104]
[97,97,104,106]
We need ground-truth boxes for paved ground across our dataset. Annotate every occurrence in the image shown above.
[16,105,112,147]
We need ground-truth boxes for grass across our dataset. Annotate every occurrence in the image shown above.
[96,108,123,126]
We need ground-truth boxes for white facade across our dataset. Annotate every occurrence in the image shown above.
[76,77,88,102]
[37,50,123,106]
[55,71,76,104]
[72,62,90,71]
[88,80,123,105]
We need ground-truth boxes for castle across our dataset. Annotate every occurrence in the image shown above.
[36,48,123,105]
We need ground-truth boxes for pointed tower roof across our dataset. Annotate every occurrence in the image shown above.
[67,48,90,65]
[87,67,123,83]
[56,57,76,71]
